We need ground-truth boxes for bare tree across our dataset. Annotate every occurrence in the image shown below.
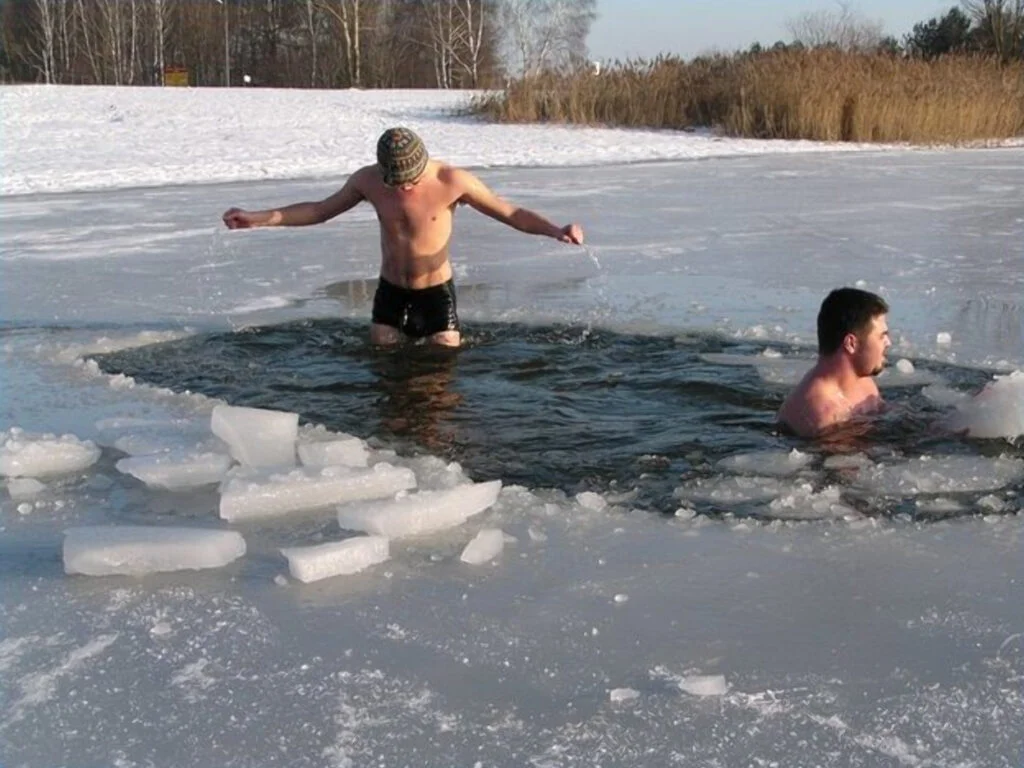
[318,0,362,87]
[786,2,885,52]
[963,0,1024,60]
[28,0,57,82]
[500,0,596,76]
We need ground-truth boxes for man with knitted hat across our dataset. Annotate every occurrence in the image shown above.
[222,127,584,347]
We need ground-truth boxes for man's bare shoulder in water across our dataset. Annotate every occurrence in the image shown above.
[778,288,891,438]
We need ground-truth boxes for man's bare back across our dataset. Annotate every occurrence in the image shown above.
[222,127,583,347]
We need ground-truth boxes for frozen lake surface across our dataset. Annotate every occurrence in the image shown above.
[2,86,1022,767]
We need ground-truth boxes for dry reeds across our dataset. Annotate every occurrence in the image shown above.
[472,50,1024,144]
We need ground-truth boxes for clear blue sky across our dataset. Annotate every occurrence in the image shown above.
[588,1,958,61]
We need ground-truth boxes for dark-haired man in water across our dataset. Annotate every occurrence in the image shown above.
[778,287,892,437]
[222,127,584,347]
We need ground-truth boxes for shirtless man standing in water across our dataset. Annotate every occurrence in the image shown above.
[777,287,892,437]
[222,127,584,347]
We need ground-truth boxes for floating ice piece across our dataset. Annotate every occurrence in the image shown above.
[822,453,873,471]
[895,359,914,374]
[717,449,813,477]
[211,404,298,467]
[280,536,389,583]
[63,526,246,576]
[678,674,728,697]
[116,451,233,490]
[675,476,788,505]
[762,483,858,521]
[337,480,501,538]
[298,437,369,468]
[915,497,965,515]
[0,428,101,478]
[944,370,1024,439]
[936,332,952,345]
[7,477,46,500]
[459,528,505,565]
[220,463,416,522]
[609,688,640,702]
[921,384,970,407]
[853,455,1024,497]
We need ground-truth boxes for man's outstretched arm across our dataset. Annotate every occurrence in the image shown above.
[456,169,584,244]
[222,171,366,229]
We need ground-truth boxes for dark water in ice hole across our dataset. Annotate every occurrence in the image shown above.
[95,318,1020,519]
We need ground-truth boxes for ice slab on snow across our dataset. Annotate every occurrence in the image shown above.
[7,477,46,500]
[853,455,1024,497]
[944,370,1024,439]
[678,674,728,697]
[338,480,501,538]
[717,449,813,477]
[0,428,101,478]
[298,437,369,468]
[460,528,505,565]
[220,463,417,522]
[211,404,298,468]
[63,526,246,575]
[280,536,389,583]
[116,451,233,491]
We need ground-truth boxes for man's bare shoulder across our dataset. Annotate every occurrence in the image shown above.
[436,163,475,187]
[778,374,845,437]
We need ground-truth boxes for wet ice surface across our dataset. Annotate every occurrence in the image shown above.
[2,150,1023,766]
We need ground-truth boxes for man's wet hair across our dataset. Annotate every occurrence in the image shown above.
[817,287,889,355]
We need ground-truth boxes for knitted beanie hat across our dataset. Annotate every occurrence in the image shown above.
[377,127,429,186]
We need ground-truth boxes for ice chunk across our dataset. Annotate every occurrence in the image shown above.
[0,428,101,478]
[609,688,640,702]
[921,384,969,407]
[337,480,501,538]
[678,674,728,697]
[575,491,607,511]
[895,359,914,374]
[210,404,298,467]
[63,526,246,576]
[915,497,965,515]
[280,536,389,583]
[944,370,1024,439]
[116,451,233,491]
[7,477,46,500]
[298,437,369,468]
[853,455,1024,497]
[717,449,813,477]
[459,528,505,565]
[220,463,416,522]
[936,332,952,345]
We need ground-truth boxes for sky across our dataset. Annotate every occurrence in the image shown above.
[588,0,958,61]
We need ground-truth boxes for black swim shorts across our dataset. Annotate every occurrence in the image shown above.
[371,276,460,338]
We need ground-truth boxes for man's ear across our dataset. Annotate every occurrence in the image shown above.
[842,333,858,354]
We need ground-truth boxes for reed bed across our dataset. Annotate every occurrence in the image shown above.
[471,50,1024,143]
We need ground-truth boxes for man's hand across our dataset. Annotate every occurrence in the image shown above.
[559,223,584,245]
[222,207,263,229]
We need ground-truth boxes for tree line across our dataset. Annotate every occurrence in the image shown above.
[777,1,1023,62]
[0,0,596,87]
